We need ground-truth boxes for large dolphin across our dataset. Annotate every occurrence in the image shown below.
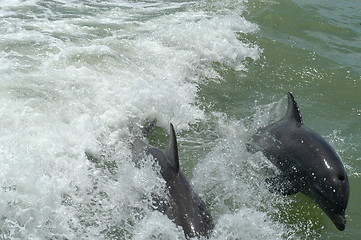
[248,92,349,231]
[132,123,214,238]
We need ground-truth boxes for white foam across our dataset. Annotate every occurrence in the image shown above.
[0,0,268,238]
[211,208,286,240]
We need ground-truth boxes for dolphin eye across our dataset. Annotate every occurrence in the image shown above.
[338,175,345,182]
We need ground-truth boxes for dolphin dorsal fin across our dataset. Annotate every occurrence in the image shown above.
[284,92,303,125]
[164,123,180,172]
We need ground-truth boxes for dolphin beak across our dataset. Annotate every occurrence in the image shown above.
[331,214,346,231]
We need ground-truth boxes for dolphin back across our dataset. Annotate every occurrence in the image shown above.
[247,92,302,153]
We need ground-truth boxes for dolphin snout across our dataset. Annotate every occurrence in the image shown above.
[331,214,346,231]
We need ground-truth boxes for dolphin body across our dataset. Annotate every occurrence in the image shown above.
[132,123,214,238]
[248,92,349,231]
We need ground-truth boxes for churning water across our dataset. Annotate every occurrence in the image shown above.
[1,0,360,239]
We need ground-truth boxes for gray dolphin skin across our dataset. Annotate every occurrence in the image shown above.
[132,123,214,238]
[248,92,349,231]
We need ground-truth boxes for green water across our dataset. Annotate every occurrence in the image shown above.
[197,0,361,238]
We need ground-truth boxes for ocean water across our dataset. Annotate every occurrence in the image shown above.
[0,0,360,239]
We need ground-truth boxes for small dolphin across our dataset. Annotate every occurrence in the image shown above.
[248,92,349,231]
[132,123,214,238]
